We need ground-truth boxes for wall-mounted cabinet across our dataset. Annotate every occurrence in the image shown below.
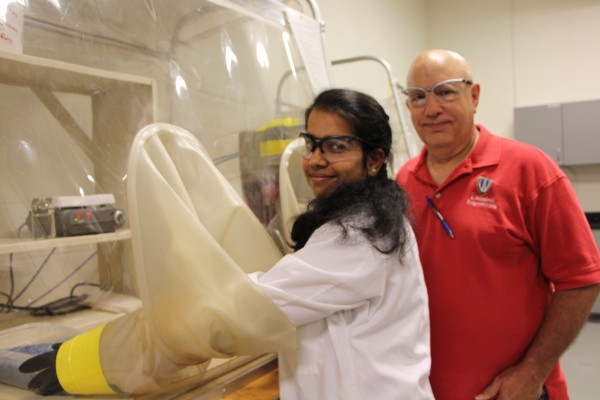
[514,99,600,166]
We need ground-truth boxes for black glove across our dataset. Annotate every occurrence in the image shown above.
[18,343,64,396]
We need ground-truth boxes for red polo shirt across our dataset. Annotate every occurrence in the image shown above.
[396,125,600,400]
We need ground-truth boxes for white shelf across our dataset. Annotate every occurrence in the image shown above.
[0,49,157,93]
[0,50,155,290]
[0,229,131,255]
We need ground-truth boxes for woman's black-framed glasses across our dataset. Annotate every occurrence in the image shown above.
[299,132,365,163]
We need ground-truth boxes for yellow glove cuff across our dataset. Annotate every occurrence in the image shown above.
[56,323,117,395]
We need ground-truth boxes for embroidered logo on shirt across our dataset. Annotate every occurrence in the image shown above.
[466,195,498,210]
[467,176,498,210]
[476,176,493,195]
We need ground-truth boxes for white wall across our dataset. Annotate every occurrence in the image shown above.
[317,0,600,211]
[316,0,428,169]
[317,0,427,100]
[512,0,600,106]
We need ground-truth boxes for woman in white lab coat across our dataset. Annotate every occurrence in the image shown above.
[249,88,434,400]
[18,89,432,399]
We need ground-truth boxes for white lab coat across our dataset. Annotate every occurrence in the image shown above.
[250,220,434,400]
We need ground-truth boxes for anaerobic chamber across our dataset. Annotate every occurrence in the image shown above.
[0,0,328,397]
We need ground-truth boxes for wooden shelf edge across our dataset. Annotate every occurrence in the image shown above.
[0,228,131,255]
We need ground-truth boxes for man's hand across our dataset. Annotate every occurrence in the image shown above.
[474,365,544,400]
[477,284,600,400]
[18,343,64,396]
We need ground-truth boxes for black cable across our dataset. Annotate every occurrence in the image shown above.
[0,294,90,316]
[0,292,11,306]
[70,281,100,297]
[26,251,97,307]
[0,279,100,316]
[0,253,15,313]
[1,250,99,315]
[12,247,56,303]
[0,281,99,316]
[17,221,28,238]
[29,294,90,316]
[0,303,38,312]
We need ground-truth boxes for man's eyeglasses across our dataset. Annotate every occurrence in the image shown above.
[401,78,473,108]
[299,132,365,163]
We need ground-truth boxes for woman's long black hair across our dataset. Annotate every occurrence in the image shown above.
[291,89,410,258]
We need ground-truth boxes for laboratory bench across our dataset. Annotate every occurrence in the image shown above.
[0,308,280,400]
[0,355,279,400]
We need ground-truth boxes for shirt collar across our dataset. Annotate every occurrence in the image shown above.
[408,124,501,183]
[469,124,501,168]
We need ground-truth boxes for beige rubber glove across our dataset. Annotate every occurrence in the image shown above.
[55,123,295,395]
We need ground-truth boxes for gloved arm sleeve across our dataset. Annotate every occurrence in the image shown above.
[56,323,116,395]
[56,124,296,395]
[57,309,211,395]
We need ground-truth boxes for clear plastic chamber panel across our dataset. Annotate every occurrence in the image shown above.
[0,0,315,328]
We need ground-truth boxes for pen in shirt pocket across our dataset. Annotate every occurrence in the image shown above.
[425,195,455,239]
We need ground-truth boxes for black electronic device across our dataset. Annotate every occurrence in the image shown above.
[26,195,126,238]
[54,206,125,237]
[585,212,600,229]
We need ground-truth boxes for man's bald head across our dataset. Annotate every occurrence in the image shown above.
[407,49,473,87]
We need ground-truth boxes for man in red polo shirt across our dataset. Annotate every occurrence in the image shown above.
[396,49,600,400]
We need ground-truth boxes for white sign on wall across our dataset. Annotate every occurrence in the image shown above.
[286,9,332,95]
[0,1,24,54]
